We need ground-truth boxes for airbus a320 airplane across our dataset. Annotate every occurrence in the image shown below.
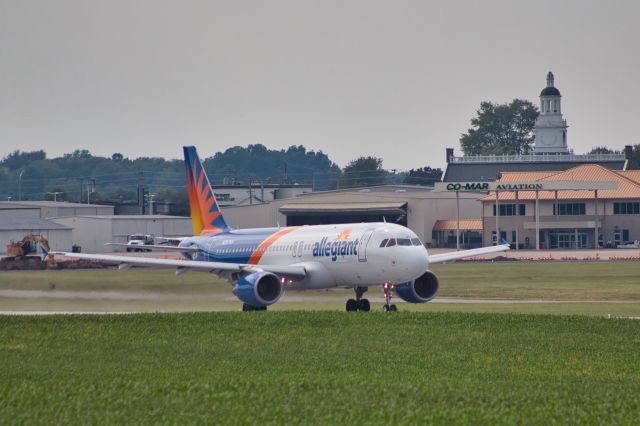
[55,147,509,312]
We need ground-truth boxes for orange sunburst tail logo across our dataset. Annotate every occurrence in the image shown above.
[183,146,230,236]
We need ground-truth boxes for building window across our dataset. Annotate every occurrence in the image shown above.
[492,231,507,244]
[511,230,517,244]
[614,228,621,245]
[623,229,630,242]
[613,202,640,215]
[493,203,526,216]
[553,203,586,216]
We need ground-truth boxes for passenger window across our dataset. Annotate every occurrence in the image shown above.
[379,239,388,247]
[386,238,396,247]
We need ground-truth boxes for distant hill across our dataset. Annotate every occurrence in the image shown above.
[0,145,341,202]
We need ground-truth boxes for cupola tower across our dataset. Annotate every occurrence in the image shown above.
[533,72,569,154]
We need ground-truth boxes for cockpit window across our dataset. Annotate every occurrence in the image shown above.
[397,238,412,246]
[379,239,388,248]
[386,238,396,247]
[411,238,422,246]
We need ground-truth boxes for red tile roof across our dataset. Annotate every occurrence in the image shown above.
[433,219,483,231]
[482,164,640,201]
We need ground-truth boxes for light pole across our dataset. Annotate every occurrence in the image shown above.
[18,169,25,200]
[47,191,63,202]
[149,194,155,215]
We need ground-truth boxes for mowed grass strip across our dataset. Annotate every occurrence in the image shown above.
[3,262,640,301]
[432,261,640,300]
[1,312,640,424]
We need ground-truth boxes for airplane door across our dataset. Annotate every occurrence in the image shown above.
[358,230,374,262]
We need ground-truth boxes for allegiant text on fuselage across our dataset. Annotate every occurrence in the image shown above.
[312,237,359,261]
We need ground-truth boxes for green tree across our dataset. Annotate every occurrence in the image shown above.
[460,99,539,155]
[338,156,385,188]
[588,146,620,154]
[403,167,443,186]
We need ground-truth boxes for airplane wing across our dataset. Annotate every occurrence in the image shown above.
[50,252,307,281]
[106,243,199,253]
[427,244,510,264]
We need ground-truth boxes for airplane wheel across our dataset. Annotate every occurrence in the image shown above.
[390,304,398,312]
[383,305,389,312]
[346,299,358,312]
[358,299,370,312]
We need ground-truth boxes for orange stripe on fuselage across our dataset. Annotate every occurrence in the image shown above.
[247,227,301,264]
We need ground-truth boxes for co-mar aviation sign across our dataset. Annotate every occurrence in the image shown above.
[434,181,618,191]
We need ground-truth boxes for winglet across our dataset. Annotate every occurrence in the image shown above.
[183,146,230,236]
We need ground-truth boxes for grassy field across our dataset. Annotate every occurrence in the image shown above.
[1,262,640,316]
[1,312,640,424]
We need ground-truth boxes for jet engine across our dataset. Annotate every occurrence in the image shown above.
[394,271,439,303]
[233,271,283,308]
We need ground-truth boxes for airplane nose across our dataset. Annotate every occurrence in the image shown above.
[399,247,429,277]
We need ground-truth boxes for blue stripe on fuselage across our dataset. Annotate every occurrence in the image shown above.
[180,228,279,264]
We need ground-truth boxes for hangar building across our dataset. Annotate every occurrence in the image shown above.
[0,219,72,253]
[220,185,482,247]
[52,215,192,253]
[0,201,114,220]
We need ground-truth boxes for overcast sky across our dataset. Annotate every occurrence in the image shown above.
[1,0,639,170]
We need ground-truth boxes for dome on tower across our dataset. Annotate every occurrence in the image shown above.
[540,71,561,97]
[540,86,561,97]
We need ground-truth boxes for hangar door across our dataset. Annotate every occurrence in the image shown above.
[280,202,407,227]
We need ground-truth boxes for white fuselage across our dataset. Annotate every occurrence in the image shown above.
[181,222,430,290]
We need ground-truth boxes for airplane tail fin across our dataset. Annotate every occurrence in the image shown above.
[183,146,230,236]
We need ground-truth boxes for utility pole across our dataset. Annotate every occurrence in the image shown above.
[85,179,95,204]
[18,169,25,200]
[138,171,145,214]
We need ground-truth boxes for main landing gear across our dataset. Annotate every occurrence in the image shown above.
[382,282,398,312]
[346,286,370,312]
[242,303,267,311]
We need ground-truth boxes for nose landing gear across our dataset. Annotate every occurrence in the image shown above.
[382,282,398,312]
[346,286,370,312]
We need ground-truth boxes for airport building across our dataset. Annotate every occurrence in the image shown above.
[0,218,73,252]
[51,215,193,253]
[0,200,114,220]
[479,165,640,249]
[221,185,483,248]
[212,183,313,207]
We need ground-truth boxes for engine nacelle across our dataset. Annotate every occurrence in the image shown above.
[394,270,439,303]
[233,271,283,308]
